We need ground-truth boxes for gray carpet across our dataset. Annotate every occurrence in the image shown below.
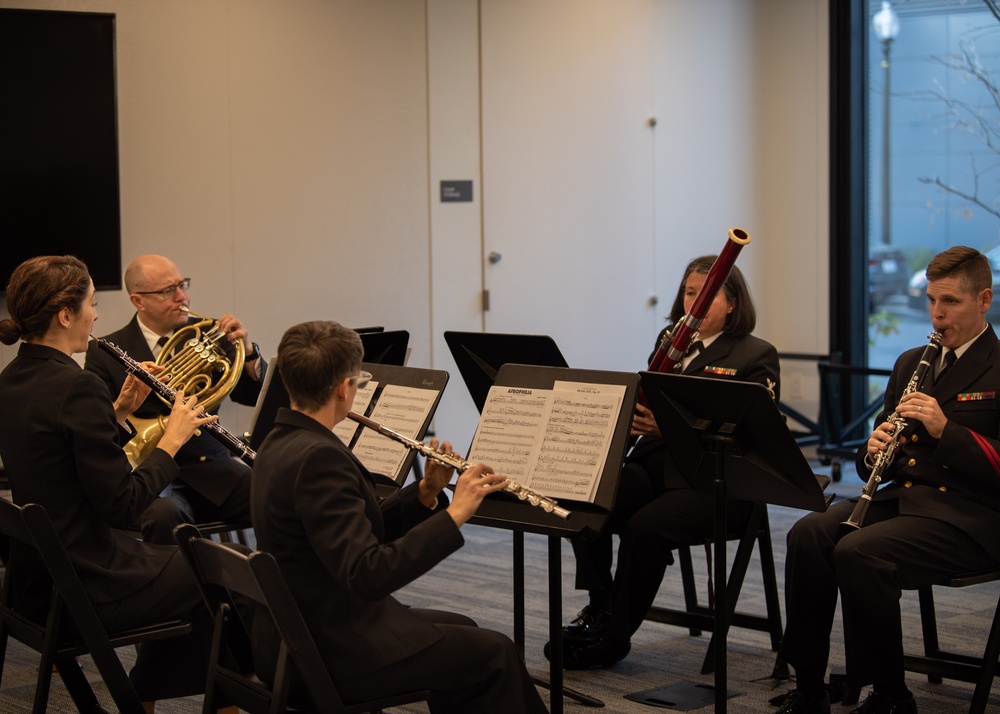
[1,469,998,713]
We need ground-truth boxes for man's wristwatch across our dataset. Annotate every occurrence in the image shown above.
[245,342,261,362]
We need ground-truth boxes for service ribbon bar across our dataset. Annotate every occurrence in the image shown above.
[703,366,737,377]
[957,391,996,402]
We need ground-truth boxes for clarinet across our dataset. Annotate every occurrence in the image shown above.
[347,411,571,519]
[840,331,942,530]
[93,337,256,466]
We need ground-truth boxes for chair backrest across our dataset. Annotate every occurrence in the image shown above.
[0,498,149,713]
[174,523,344,714]
[0,497,63,637]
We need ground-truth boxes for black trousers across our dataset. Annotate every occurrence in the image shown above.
[139,458,252,545]
[779,497,998,693]
[336,609,548,713]
[572,457,751,641]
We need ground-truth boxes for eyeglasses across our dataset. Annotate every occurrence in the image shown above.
[351,370,372,390]
[134,278,191,298]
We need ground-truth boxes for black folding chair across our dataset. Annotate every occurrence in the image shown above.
[644,501,784,674]
[174,523,431,714]
[0,499,192,714]
[903,570,1000,714]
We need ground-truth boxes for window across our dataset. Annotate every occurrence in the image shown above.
[866,0,1000,372]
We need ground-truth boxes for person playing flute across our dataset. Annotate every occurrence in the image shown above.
[250,320,548,713]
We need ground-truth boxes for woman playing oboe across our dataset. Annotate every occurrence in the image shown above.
[251,320,548,712]
[776,246,1000,714]
[555,255,780,669]
[0,255,236,711]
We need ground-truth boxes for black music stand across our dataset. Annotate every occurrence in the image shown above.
[359,329,409,366]
[443,331,568,412]
[634,372,826,712]
[468,363,639,713]
[247,360,447,488]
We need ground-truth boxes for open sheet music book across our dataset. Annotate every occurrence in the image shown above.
[336,380,442,481]
[467,380,627,503]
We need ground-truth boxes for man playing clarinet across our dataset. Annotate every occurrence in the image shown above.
[777,246,1000,714]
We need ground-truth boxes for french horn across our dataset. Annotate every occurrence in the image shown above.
[125,306,245,466]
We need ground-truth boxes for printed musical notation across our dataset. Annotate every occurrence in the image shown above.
[468,381,625,502]
[351,384,439,479]
[332,381,378,445]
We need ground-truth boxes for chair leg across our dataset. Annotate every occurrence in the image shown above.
[56,657,110,714]
[917,586,943,684]
[969,591,1000,714]
[678,545,701,637]
[757,524,784,651]
[701,517,758,674]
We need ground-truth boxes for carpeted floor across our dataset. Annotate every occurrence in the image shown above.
[1,467,998,713]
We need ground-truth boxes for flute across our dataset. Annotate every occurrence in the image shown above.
[347,411,571,519]
[93,336,257,466]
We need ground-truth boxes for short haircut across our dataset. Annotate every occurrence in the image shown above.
[926,246,992,295]
[277,321,363,412]
[668,255,757,338]
[0,255,91,345]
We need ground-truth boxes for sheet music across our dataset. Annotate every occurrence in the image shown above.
[351,384,438,479]
[468,381,625,502]
[332,381,378,445]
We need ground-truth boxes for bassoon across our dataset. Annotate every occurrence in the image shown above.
[638,227,751,406]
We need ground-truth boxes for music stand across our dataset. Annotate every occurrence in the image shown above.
[247,360,447,487]
[636,371,826,713]
[443,331,568,412]
[468,363,639,713]
[360,329,409,365]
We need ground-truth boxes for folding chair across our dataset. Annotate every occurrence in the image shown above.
[174,523,431,714]
[902,569,1000,714]
[0,498,192,714]
[643,501,784,674]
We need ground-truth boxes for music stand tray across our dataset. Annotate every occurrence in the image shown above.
[636,371,826,712]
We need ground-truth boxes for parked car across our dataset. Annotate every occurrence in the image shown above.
[869,245,910,308]
[907,244,1000,321]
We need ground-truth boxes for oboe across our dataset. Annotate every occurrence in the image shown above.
[347,411,571,519]
[841,331,942,530]
[93,337,256,466]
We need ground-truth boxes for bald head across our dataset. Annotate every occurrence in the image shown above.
[124,254,180,294]
[125,254,191,334]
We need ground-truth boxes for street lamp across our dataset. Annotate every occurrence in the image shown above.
[873,1,900,245]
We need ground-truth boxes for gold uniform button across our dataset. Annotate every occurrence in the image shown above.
[907,458,916,467]
[939,486,948,493]
[911,434,919,443]
[198,456,207,462]
[904,481,913,488]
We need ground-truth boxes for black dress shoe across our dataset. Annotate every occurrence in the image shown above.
[554,636,630,669]
[849,692,917,714]
[773,690,831,714]
[562,604,611,643]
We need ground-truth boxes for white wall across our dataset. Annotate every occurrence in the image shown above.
[0,0,431,435]
[1,0,829,446]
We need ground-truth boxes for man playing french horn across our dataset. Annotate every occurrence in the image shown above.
[776,246,1000,714]
[85,254,265,544]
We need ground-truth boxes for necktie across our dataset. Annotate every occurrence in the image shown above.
[154,335,169,358]
[934,349,956,383]
[681,341,703,371]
